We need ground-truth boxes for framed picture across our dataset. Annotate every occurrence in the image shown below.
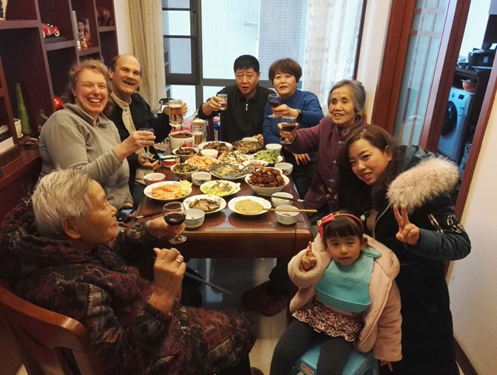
[77,18,91,48]
[0,0,8,21]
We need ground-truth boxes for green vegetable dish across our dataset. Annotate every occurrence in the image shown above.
[254,150,279,164]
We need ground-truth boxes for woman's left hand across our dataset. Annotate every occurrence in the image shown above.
[272,104,299,118]
[147,217,185,240]
[138,154,160,170]
[393,205,420,245]
[293,153,310,166]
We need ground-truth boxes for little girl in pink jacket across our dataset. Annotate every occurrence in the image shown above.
[270,213,402,375]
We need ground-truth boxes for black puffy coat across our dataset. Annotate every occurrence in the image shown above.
[372,146,471,375]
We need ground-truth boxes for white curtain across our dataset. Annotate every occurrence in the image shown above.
[303,0,364,113]
[128,0,166,110]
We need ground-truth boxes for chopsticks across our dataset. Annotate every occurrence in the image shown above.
[183,273,233,295]
[134,211,163,219]
[267,208,317,213]
[257,194,305,203]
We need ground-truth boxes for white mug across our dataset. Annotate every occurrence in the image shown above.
[13,118,22,138]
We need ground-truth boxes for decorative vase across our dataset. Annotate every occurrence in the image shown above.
[16,83,31,136]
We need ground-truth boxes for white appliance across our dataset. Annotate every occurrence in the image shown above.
[438,87,474,162]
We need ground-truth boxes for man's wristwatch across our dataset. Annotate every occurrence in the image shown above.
[296,109,303,122]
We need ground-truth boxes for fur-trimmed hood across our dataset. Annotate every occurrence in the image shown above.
[387,152,459,213]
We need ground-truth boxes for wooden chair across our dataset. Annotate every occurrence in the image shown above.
[0,282,103,375]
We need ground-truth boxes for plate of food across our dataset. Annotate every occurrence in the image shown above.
[144,180,192,202]
[172,147,200,162]
[218,150,252,164]
[200,180,241,197]
[183,194,227,214]
[198,141,233,152]
[233,140,262,153]
[186,155,220,170]
[228,196,271,216]
[245,167,289,195]
[252,150,283,164]
[242,160,269,168]
[208,163,253,180]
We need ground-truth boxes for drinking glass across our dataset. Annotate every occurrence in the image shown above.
[218,94,228,111]
[142,127,155,158]
[167,99,183,129]
[268,93,281,118]
[163,202,187,244]
[280,116,297,145]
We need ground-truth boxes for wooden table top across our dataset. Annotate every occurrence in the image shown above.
[136,166,313,259]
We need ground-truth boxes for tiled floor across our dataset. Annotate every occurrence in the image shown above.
[16,257,466,375]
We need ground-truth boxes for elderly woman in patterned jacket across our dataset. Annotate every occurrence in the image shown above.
[0,169,257,375]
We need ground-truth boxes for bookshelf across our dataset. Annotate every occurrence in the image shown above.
[0,0,119,220]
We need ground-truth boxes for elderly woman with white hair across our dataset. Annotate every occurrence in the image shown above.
[280,79,368,215]
[0,169,257,375]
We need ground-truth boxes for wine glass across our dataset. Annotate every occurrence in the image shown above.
[268,93,281,119]
[280,116,297,145]
[163,202,187,244]
[141,127,155,158]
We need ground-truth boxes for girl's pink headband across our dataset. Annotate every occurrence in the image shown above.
[318,213,364,238]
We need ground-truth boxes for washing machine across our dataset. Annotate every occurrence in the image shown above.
[438,87,474,162]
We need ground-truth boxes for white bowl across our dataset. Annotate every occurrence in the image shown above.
[275,162,293,176]
[242,137,259,142]
[144,172,165,185]
[185,208,205,229]
[275,205,299,225]
[161,155,180,169]
[171,163,199,181]
[201,149,219,158]
[266,143,282,155]
[191,171,212,187]
[271,192,295,207]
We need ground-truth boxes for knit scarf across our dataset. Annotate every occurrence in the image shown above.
[111,92,145,155]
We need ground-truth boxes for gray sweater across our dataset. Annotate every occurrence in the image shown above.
[39,103,132,209]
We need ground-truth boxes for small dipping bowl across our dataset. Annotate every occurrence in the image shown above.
[144,172,166,185]
[266,143,282,155]
[275,205,299,225]
[162,155,180,168]
[192,171,212,187]
[275,162,293,176]
[271,192,295,207]
[201,149,219,158]
[185,209,205,229]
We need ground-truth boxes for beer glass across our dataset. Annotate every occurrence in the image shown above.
[167,99,183,129]
[218,94,228,111]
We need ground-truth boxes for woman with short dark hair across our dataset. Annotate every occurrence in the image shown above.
[263,58,324,198]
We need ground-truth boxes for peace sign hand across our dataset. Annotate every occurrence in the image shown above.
[393,205,420,246]
[301,241,317,271]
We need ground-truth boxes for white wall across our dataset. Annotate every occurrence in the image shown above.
[448,94,497,374]
[356,0,393,120]
[113,0,133,54]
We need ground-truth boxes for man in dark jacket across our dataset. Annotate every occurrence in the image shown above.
[108,54,187,199]
[197,55,274,143]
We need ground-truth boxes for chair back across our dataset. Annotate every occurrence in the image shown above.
[207,112,226,142]
[0,282,103,375]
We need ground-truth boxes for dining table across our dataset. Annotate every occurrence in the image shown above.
[136,165,314,260]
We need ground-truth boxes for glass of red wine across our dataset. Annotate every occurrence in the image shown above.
[280,116,297,145]
[268,93,281,118]
[163,202,187,244]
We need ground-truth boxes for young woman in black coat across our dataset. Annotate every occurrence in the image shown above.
[336,125,470,374]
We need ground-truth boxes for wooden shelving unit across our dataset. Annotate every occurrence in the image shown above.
[0,0,119,219]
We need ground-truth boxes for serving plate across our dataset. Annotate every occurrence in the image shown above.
[200,180,241,197]
[144,181,192,202]
[228,196,271,216]
[183,194,227,214]
[198,141,233,151]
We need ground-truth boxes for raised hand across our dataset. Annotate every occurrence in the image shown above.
[293,153,310,166]
[393,205,420,246]
[278,122,299,142]
[301,241,317,271]
[380,361,393,371]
